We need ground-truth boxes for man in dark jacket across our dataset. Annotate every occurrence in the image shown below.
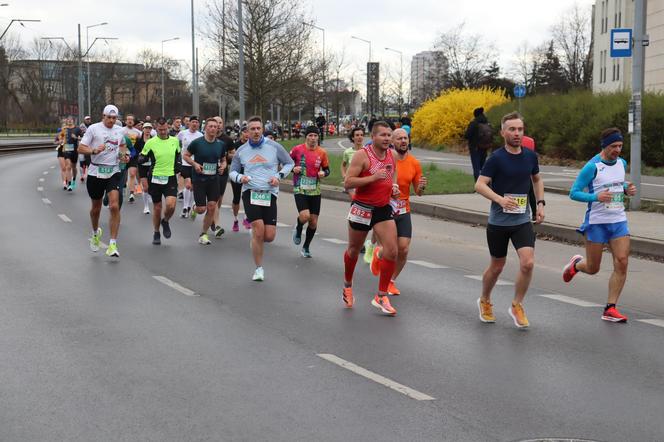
[464,107,492,181]
[315,112,326,142]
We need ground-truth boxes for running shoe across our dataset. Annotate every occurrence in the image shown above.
[232,220,240,232]
[143,207,150,215]
[370,246,382,276]
[292,228,302,245]
[190,209,197,221]
[129,192,135,203]
[371,294,397,316]
[105,242,119,258]
[180,208,187,218]
[602,306,628,323]
[563,254,584,283]
[67,183,73,192]
[161,219,171,239]
[63,181,68,190]
[477,298,496,323]
[387,280,400,296]
[252,266,265,281]
[342,286,354,308]
[214,226,225,238]
[363,240,374,265]
[71,180,77,190]
[243,217,251,230]
[89,227,102,252]
[301,247,312,258]
[508,302,529,328]
[177,191,184,200]
[198,233,211,245]
[152,231,161,245]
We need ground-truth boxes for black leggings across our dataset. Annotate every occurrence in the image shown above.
[231,180,243,205]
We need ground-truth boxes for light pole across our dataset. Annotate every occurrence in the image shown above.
[304,22,326,125]
[238,0,245,121]
[351,35,372,62]
[1,18,40,40]
[385,47,403,114]
[352,35,373,115]
[161,37,180,117]
[86,22,108,117]
[190,0,199,116]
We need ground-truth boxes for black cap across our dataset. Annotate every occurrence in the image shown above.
[305,126,320,136]
[473,107,484,117]
[189,115,199,122]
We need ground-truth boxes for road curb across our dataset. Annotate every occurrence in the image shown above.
[280,182,664,260]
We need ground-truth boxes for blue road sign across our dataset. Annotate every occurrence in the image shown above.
[611,28,632,57]
[514,84,526,98]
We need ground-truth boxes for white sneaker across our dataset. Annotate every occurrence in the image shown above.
[252,267,264,281]
[143,207,150,215]
[198,233,211,245]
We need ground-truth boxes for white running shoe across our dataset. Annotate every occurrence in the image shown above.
[252,267,264,281]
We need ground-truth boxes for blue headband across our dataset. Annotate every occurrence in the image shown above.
[601,132,623,148]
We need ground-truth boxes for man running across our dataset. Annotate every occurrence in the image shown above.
[177,116,203,218]
[183,118,227,245]
[78,104,128,257]
[133,122,155,214]
[229,126,251,231]
[124,114,142,203]
[290,126,330,258]
[211,116,235,238]
[229,116,294,281]
[563,127,637,322]
[169,116,182,136]
[385,128,426,296]
[475,112,544,328]
[138,117,180,245]
[342,121,400,315]
[341,127,364,199]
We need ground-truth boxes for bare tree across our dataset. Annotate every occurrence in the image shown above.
[552,3,593,88]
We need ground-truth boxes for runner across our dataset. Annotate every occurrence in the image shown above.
[211,116,235,238]
[342,121,400,315]
[183,118,227,245]
[56,117,82,191]
[385,128,427,295]
[229,116,294,280]
[78,104,128,258]
[169,116,182,136]
[229,126,251,231]
[290,126,330,258]
[474,111,544,328]
[133,122,154,214]
[177,116,203,218]
[563,127,637,322]
[123,114,142,203]
[138,117,180,245]
[341,127,364,198]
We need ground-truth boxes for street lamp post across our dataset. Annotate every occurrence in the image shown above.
[304,22,326,128]
[161,37,180,117]
[0,18,40,41]
[86,22,108,117]
[351,35,373,114]
[238,0,245,121]
[385,47,403,114]
[190,0,199,116]
[351,35,372,62]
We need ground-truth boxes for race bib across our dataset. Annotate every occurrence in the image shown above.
[151,175,169,185]
[97,166,115,179]
[605,184,625,210]
[390,198,408,216]
[299,175,318,191]
[503,193,528,214]
[250,190,272,206]
[347,202,373,225]
[64,143,75,152]
[202,162,217,175]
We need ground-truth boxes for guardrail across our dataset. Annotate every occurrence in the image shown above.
[0,142,54,154]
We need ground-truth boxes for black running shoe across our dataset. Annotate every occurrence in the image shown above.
[161,219,171,238]
[152,231,161,245]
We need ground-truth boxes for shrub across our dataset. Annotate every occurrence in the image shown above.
[411,87,509,147]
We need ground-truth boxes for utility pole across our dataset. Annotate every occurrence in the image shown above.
[77,25,84,122]
[238,0,245,121]
[191,0,199,116]
[631,0,647,209]
[161,37,180,117]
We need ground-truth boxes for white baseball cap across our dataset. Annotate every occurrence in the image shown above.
[103,104,119,116]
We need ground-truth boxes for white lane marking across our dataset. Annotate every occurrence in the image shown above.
[220,204,231,209]
[41,198,51,205]
[152,275,199,297]
[642,182,664,188]
[537,294,603,307]
[337,140,348,150]
[408,260,449,269]
[317,353,435,401]
[276,222,291,227]
[464,275,513,286]
[57,214,72,223]
[322,238,348,244]
[637,319,664,328]
[42,171,48,175]
[37,186,44,192]
[50,165,55,169]
[38,178,45,182]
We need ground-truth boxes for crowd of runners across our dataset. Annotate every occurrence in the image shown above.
[53,104,638,326]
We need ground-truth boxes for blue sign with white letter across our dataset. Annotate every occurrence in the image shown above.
[611,28,632,57]
[514,84,526,98]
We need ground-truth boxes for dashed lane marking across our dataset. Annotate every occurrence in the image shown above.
[220,204,231,209]
[322,238,347,245]
[41,198,51,205]
[637,319,664,328]
[152,275,199,297]
[408,260,448,269]
[42,171,48,175]
[57,214,72,223]
[39,178,45,182]
[317,353,435,401]
[537,294,602,307]
[464,275,513,286]
[37,186,43,192]
[276,222,291,227]
[50,165,55,169]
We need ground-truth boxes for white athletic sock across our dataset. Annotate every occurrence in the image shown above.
[183,189,190,209]
[186,189,193,209]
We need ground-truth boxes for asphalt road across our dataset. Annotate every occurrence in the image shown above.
[2,151,664,441]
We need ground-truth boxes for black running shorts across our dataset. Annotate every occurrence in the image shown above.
[180,166,192,179]
[86,172,121,200]
[148,175,178,202]
[193,177,221,206]
[294,193,322,216]
[218,173,229,198]
[394,212,412,238]
[486,222,535,258]
[138,164,151,179]
[348,202,394,232]
[242,190,277,226]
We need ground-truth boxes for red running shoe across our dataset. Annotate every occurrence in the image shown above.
[371,294,396,316]
[342,287,354,308]
[563,254,583,283]
[602,306,628,323]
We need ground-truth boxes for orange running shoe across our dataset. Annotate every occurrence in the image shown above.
[508,302,529,328]
[342,287,354,308]
[370,246,382,276]
[602,306,628,323]
[371,294,396,316]
[134,184,143,194]
[387,280,400,296]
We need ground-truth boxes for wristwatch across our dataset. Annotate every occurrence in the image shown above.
[537,200,546,206]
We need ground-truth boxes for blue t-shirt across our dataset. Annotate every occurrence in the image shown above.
[480,147,539,226]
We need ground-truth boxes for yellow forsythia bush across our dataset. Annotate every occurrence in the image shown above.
[412,87,509,147]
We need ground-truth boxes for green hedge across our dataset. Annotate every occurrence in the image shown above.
[485,91,664,168]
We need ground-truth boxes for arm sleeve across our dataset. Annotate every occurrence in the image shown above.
[531,153,540,176]
[479,154,496,178]
[276,144,295,176]
[569,162,599,202]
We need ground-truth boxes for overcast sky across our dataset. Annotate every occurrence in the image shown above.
[2,0,595,88]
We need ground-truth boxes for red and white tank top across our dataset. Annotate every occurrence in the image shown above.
[353,144,395,207]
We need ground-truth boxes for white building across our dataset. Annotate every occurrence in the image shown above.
[410,51,447,107]
[593,0,664,92]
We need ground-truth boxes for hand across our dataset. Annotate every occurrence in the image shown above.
[535,206,545,224]
[597,190,612,203]
[194,163,203,174]
[218,161,227,174]
[241,175,251,184]
[392,183,400,197]
[95,144,106,155]
[318,171,325,178]
[293,166,302,174]
[500,196,519,211]
[119,151,130,164]
[418,176,428,191]
[268,176,280,186]
[373,168,388,181]
[625,182,637,196]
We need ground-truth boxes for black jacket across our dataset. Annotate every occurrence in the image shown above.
[464,114,488,148]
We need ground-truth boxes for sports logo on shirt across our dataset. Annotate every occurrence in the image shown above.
[248,154,268,164]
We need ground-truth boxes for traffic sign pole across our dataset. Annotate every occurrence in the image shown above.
[630,0,646,210]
